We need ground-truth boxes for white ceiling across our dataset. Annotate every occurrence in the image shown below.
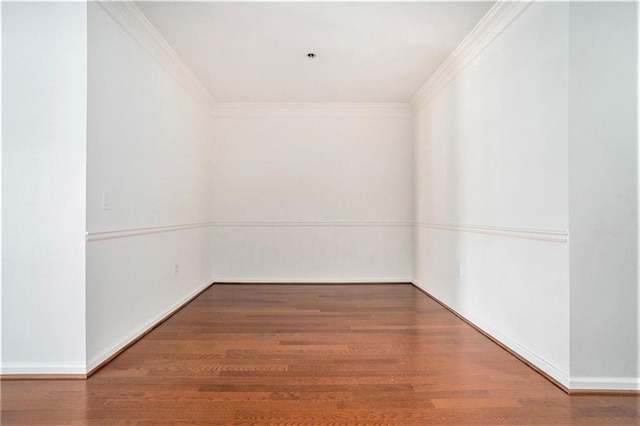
[135,1,494,103]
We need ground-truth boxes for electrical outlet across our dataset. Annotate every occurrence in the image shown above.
[173,263,179,277]
[456,263,463,278]
[101,191,112,210]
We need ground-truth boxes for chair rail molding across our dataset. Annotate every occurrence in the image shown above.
[86,222,215,242]
[415,222,568,243]
[86,221,412,242]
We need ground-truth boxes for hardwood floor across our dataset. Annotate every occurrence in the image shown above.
[2,284,638,424]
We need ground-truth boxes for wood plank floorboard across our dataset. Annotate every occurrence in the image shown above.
[2,284,638,424]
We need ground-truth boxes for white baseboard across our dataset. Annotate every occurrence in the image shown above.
[571,377,640,391]
[465,311,570,389]
[412,280,570,389]
[0,362,86,375]
[214,278,412,284]
[86,280,213,373]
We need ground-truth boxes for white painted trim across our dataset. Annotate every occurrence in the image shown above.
[211,102,412,119]
[412,280,570,389]
[96,0,216,111]
[467,307,570,389]
[410,0,534,112]
[87,221,411,242]
[88,222,559,243]
[87,222,215,242]
[415,222,568,243]
[86,280,213,373]
[213,221,412,227]
[570,377,640,391]
[0,362,86,375]
[215,278,412,284]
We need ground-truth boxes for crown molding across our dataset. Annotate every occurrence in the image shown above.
[97,1,216,111]
[211,103,413,119]
[410,0,534,112]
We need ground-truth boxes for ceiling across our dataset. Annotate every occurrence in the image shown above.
[135,1,494,103]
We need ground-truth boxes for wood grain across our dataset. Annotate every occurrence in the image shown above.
[2,284,638,424]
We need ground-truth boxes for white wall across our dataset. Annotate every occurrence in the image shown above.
[568,1,639,389]
[1,2,87,374]
[86,3,214,370]
[413,0,640,391]
[211,104,413,282]
[413,2,571,386]
[1,0,4,372]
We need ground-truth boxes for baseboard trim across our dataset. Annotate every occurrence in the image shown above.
[215,281,411,285]
[410,282,570,394]
[569,389,640,395]
[569,377,640,394]
[214,279,412,284]
[1,373,87,380]
[0,363,87,379]
[8,281,636,393]
[86,281,214,377]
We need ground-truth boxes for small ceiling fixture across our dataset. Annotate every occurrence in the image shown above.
[307,53,316,58]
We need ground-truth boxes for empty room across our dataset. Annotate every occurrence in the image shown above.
[1,0,639,424]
